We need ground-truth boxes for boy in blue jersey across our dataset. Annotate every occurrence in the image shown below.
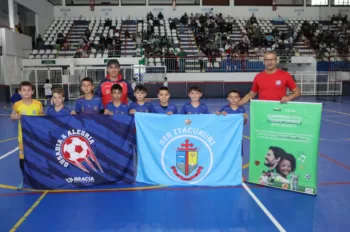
[72,77,104,115]
[129,84,154,114]
[104,84,129,115]
[46,88,72,116]
[216,89,248,124]
[153,86,178,115]
[180,86,210,114]
[217,90,248,157]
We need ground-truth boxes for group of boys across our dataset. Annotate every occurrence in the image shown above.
[11,78,248,123]
[11,59,248,189]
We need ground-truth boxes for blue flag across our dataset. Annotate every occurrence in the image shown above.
[135,113,243,186]
[21,114,136,190]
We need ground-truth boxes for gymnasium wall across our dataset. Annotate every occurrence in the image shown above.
[54,5,349,20]
[0,0,8,24]
[15,0,54,35]
[0,28,32,102]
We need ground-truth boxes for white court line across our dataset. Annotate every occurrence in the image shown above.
[0,147,19,160]
[242,183,286,232]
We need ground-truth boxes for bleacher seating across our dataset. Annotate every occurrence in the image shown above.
[27,13,350,72]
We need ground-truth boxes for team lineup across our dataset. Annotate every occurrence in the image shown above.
[10,51,300,189]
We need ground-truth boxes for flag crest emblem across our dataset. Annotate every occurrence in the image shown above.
[172,139,203,180]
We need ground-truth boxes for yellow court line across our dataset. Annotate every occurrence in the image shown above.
[35,185,166,193]
[322,118,350,127]
[0,184,19,190]
[244,135,250,139]
[0,183,166,193]
[0,137,17,143]
[10,191,48,232]
[324,109,350,116]
[242,163,249,169]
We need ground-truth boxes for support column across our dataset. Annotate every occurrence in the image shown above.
[62,0,66,7]
[8,0,15,30]
[35,13,39,36]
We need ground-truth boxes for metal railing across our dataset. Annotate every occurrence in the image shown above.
[146,55,266,72]
[14,64,348,100]
[25,47,139,58]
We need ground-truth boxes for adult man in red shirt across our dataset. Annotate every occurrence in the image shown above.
[95,59,136,108]
[238,51,301,105]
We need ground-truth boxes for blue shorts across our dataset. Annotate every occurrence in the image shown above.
[45,95,52,99]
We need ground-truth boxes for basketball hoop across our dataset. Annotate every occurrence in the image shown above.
[172,0,176,11]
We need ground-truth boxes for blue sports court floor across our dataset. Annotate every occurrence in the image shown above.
[0,97,349,232]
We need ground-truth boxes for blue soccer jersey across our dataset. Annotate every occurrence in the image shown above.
[129,102,154,113]
[219,105,246,157]
[106,102,129,115]
[219,105,245,114]
[46,106,71,116]
[152,102,178,114]
[180,102,210,114]
[75,96,104,114]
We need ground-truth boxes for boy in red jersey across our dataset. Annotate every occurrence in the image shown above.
[238,51,300,105]
[95,59,136,108]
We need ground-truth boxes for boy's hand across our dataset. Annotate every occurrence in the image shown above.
[221,111,228,116]
[167,111,173,116]
[70,111,77,115]
[129,109,136,114]
[243,113,248,125]
[11,113,21,120]
[104,109,113,115]
[215,111,221,115]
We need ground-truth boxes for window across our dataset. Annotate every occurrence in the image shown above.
[47,0,62,5]
[66,0,120,5]
[121,0,145,5]
[275,0,303,5]
[333,0,350,5]
[306,0,329,5]
[148,0,199,5]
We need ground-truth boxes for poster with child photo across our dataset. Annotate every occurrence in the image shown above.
[248,100,322,195]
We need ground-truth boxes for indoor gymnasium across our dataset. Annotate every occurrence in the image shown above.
[0,0,350,231]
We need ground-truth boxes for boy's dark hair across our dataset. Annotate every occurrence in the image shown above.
[134,84,147,93]
[107,59,120,68]
[285,153,296,172]
[19,81,33,90]
[227,89,241,98]
[46,79,50,83]
[188,86,202,93]
[111,84,122,92]
[81,77,94,85]
[164,77,168,81]
[158,86,170,93]
[52,88,65,97]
